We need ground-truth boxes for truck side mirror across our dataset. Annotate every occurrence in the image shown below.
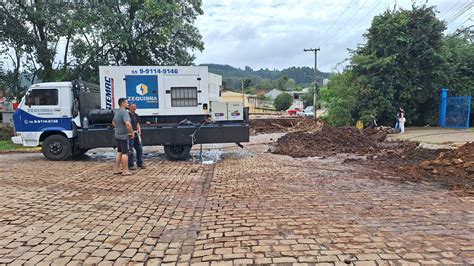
[25,93,31,108]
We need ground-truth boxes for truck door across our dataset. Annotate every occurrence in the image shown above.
[164,75,200,109]
[26,88,61,119]
[14,86,73,145]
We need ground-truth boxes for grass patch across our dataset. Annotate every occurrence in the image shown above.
[0,140,23,151]
[0,140,39,152]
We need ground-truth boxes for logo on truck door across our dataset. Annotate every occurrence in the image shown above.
[125,75,158,109]
[136,83,148,96]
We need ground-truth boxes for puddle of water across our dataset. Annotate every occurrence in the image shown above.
[82,149,166,161]
[77,144,255,164]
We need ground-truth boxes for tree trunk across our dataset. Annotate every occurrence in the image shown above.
[63,33,71,71]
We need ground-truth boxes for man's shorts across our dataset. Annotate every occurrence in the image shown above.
[116,138,130,153]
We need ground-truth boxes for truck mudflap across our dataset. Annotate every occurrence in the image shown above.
[77,123,250,150]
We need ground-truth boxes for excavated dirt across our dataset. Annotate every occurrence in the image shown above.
[271,125,385,157]
[269,121,473,195]
[357,142,473,194]
[249,117,323,135]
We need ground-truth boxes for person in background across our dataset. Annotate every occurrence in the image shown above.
[395,107,405,132]
[369,114,378,129]
[112,98,134,176]
[128,103,146,170]
[399,112,406,134]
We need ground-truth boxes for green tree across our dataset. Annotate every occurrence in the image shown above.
[274,93,293,111]
[440,29,474,95]
[71,1,204,82]
[0,1,81,81]
[243,79,252,90]
[322,71,359,126]
[351,4,446,125]
[0,1,204,84]
[440,28,474,124]
[324,4,448,126]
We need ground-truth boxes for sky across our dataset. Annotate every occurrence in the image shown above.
[194,0,473,72]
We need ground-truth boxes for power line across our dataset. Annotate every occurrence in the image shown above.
[352,0,384,28]
[321,1,387,72]
[446,2,473,25]
[452,15,474,33]
[317,0,356,47]
[320,0,370,48]
[333,0,384,43]
[441,0,463,20]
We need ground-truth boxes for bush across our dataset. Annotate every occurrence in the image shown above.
[274,93,293,111]
[0,127,14,141]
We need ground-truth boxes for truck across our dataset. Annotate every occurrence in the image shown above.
[11,66,249,161]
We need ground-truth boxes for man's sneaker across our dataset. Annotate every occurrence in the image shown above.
[129,166,137,170]
[138,165,147,169]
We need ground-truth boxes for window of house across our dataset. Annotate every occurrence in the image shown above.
[28,89,58,106]
[171,87,198,107]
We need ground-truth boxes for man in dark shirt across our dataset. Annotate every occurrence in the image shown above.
[128,103,145,170]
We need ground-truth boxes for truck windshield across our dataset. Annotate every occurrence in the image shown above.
[28,89,58,106]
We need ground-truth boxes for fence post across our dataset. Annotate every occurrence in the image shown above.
[466,96,471,128]
[439,88,448,127]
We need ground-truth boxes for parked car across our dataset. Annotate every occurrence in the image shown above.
[297,106,314,117]
[287,107,302,115]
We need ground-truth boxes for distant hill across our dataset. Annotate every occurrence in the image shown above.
[201,64,331,91]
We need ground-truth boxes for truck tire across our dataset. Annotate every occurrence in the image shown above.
[42,135,72,161]
[164,145,191,161]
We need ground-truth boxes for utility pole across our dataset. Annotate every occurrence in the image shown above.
[304,48,320,120]
[241,79,245,105]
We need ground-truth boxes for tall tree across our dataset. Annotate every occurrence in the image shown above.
[72,1,204,82]
[350,4,446,125]
[0,1,86,82]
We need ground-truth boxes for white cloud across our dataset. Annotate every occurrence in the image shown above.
[195,0,472,72]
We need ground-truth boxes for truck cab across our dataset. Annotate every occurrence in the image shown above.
[12,82,76,158]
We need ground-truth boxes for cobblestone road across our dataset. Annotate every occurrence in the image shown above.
[0,142,473,265]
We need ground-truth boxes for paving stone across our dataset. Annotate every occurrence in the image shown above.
[131,252,148,262]
[104,251,121,261]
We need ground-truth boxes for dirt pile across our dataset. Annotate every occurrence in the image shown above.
[271,125,381,157]
[373,141,442,165]
[363,127,390,142]
[364,142,473,194]
[268,118,473,194]
[420,142,474,178]
[250,117,322,135]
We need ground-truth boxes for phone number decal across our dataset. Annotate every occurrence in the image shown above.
[131,68,179,74]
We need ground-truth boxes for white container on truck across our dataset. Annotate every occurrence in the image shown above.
[12,66,249,161]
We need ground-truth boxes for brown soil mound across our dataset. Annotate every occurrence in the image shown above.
[420,142,474,179]
[250,117,322,135]
[271,125,380,157]
[364,142,473,195]
[374,141,442,165]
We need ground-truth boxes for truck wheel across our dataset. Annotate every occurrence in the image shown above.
[42,135,72,161]
[164,145,191,161]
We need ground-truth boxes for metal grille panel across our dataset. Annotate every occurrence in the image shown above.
[171,87,198,107]
[445,96,471,128]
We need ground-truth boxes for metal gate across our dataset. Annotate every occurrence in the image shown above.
[439,88,471,128]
